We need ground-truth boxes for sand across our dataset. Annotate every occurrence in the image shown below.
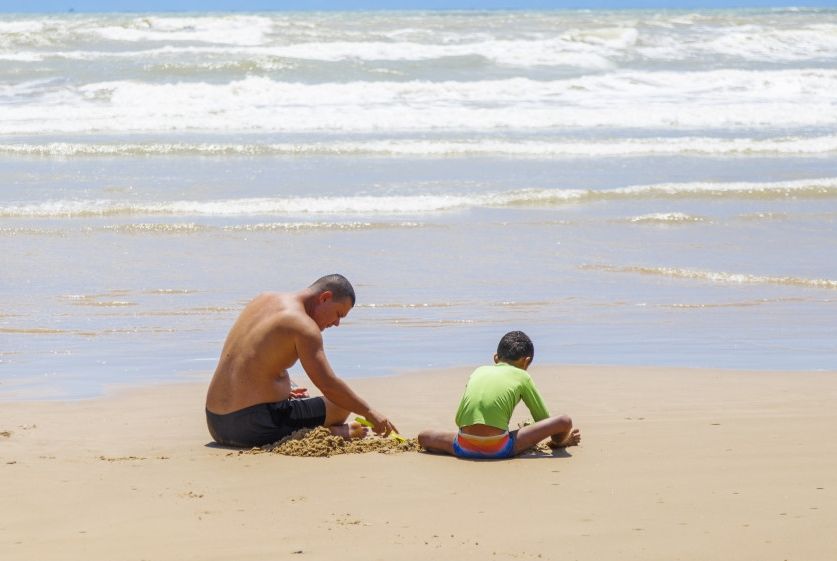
[2,364,837,561]
[253,426,422,457]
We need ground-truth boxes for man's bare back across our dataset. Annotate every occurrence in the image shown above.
[205,275,396,447]
[206,292,322,414]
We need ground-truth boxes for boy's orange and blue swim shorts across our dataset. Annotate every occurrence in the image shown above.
[453,430,516,459]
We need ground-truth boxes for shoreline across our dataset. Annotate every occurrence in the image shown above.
[3,361,835,404]
[2,364,836,560]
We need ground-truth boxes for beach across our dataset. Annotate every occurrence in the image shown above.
[2,364,837,560]
[1,8,836,559]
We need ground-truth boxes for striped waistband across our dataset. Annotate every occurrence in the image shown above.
[456,430,512,454]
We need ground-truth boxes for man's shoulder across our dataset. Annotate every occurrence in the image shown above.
[250,292,318,334]
[250,291,289,308]
[277,301,320,336]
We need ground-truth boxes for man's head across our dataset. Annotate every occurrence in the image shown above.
[308,274,356,331]
[494,330,534,370]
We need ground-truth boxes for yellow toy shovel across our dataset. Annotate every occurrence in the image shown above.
[354,416,407,442]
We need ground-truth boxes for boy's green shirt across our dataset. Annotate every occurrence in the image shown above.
[454,362,550,431]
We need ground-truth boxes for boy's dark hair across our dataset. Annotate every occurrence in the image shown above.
[496,330,534,362]
[309,274,356,307]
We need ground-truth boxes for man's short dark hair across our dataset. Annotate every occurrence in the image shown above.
[310,274,356,307]
[496,330,534,362]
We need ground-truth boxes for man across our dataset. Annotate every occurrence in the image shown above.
[206,274,396,447]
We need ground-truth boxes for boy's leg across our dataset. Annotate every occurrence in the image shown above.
[512,415,580,455]
[417,429,457,456]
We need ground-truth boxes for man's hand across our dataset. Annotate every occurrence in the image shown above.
[289,386,310,399]
[365,408,397,437]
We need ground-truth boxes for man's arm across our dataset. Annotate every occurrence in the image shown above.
[294,322,395,435]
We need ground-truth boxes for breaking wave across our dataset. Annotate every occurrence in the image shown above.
[4,135,837,157]
[581,264,837,289]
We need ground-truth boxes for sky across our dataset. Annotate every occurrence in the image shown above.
[1,0,835,12]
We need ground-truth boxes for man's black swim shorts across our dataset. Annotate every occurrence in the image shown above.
[206,397,327,447]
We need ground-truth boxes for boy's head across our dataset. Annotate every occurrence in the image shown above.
[495,330,534,369]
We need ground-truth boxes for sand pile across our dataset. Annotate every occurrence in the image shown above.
[255,426,423,457]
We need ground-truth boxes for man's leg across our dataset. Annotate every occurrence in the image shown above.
[417,429,457,455]
[512,415,581,455]
[322,397,367,439]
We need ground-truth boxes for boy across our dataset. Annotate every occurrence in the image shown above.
[418,331,580,459]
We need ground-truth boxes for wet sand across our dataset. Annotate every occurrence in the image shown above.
[1,364,836,561]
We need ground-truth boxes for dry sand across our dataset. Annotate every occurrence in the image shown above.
[2,364,837,561]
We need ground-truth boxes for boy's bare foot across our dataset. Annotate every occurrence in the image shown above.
[548,428,581,448]
[329,422,369,440]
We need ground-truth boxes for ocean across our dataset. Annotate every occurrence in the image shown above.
[1,9,835,399]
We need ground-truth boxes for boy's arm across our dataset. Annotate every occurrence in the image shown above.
[520,376,550,422]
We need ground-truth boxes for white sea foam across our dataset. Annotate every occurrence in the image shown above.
[0,15,274,48]
[3,12,837,65]
[4,12,837,136]
[38,38,612,68]
[600,177,837,199]
[628,213,707,224]
[3,178,835,218]
[0,52,44,62]
[281,38,615,68]
[96,223,210,234]
[0,20,47,34]
[4,221,423,234]
[222,221,423,232]
[0,226,65,236]
[89,221,422,234]
[73,46,611,73]
[91,15,274,46]
[1,70,836,134]
[694,23,837,62]
[0,196,475,217]
[3,136,837,157]
[582,264,837,290]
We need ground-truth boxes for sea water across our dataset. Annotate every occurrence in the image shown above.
[1,9,836,399]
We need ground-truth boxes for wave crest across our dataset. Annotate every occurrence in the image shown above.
[4,136,837,157]
[2,178,835,218]
[581,264,837,289]
[2,71,837,134]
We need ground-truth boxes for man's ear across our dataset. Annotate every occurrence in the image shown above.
[522,356,533,369]
[493,353,500,364]
[319,290,333,303]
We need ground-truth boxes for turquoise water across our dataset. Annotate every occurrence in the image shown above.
[1,10,836,399]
